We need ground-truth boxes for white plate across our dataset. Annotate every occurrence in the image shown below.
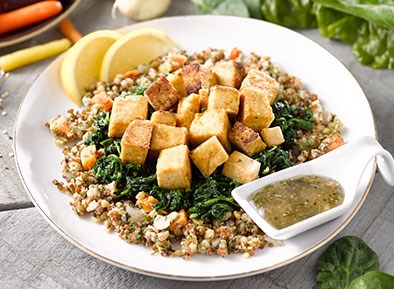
[14,16,376,280]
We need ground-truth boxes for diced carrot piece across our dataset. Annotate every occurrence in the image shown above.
[49,115,69,136]
[170,55,186,72]
[229,48,241,60]
[91,92,113,112]
[326,134,344,152]
[80,145,97,170]
[141,196,158,213]
[124,69,139,79]
[169,209,188,231]
[136,192,148,201]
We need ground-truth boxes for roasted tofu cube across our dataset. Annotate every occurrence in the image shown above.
[228,122,266,157]
[150,111,177,126]
[191,136,229,176]
[157,145,192,189]
[181,63,216,94]
[177,93,200,129]
[144,75,180,111]
[199,88,209,111]
[240,69,280,104]
[261,126,285,147]
[238,87,274,132]
[222,151,261,184]
[211,60,245,88]
[108,95,148,138]
[189,108,231,152]
[150,123,188,156]
[167,69,187,98]
[120,120,153,165]
[207,85,240,117]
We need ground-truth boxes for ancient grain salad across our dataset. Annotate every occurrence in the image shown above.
[47,47,343,258]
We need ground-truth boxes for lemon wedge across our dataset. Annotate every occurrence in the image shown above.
[100,28,177,82]
[60,30,122,106]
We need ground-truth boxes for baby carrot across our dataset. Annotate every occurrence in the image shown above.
[0,1,63,35]
[60,19,82,43]
[0,38,71,71]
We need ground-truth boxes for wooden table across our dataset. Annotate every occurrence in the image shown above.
[1,1,393,288]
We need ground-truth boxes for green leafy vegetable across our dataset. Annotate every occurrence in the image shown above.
[314,0,394,30]
[85,111,110,146]
[189,173,240,220]
[151,187,193,212]
[316,236,380,289]
[348,271,394,289]
[261,0,317,28]
[191,0,250,17]
[254,146,292,175]
[271,100,313,149]
[315,4,394,69]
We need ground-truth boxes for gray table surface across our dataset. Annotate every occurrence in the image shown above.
[1,1,393,288]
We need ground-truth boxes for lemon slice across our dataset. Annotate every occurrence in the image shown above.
[60,30,122,106]
[100,28,177,82]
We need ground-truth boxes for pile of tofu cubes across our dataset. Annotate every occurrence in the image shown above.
[107,59,285,190]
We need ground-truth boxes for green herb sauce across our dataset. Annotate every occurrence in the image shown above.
[250,175,344,229]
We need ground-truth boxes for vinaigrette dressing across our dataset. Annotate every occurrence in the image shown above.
[250,175,344,229]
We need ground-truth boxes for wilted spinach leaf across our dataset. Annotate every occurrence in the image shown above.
[254,146,292,176]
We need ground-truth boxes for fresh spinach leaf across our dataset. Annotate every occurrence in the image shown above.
[315,5,394,69]
[316,236,380,289]
[191,0,250,17]
[261,0,317,28]
[348,271,394,289]
[314,0,394,30]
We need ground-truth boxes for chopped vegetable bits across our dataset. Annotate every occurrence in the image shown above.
[48,46,343,257]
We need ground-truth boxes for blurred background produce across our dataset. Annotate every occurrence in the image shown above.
[191,0,394,69]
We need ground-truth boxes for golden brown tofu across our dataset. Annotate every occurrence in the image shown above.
[150,123,188,157]
[211,60,245,89]
[240,69,280,104]
[237,87,274,132]
[167,69,187,98]
[108,95,148,138]
[222,151,261,184]
[190,136,229,176]
[261,126,285,147]
[176,93,200,129]
[150,111,177,126]
[189,108,231,152]
[144,75,180,111]
[157,145,192,190]
[228,122,266,157]
[207,85,240,117]
[199,88,209,111]
[120,120,153,165]
[181,63,216,95]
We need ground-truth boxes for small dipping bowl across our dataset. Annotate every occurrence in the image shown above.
[231,136,394,240]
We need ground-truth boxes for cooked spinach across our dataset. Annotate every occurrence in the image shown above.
[85,111,111,146]
[189,173,240,220]
[254,146,292,176]
[348,271,394,289]
[316,236,380,289]
[151,187,193,212]
[271,101,313,149]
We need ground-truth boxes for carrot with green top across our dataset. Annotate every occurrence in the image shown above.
[0,1,63,35]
